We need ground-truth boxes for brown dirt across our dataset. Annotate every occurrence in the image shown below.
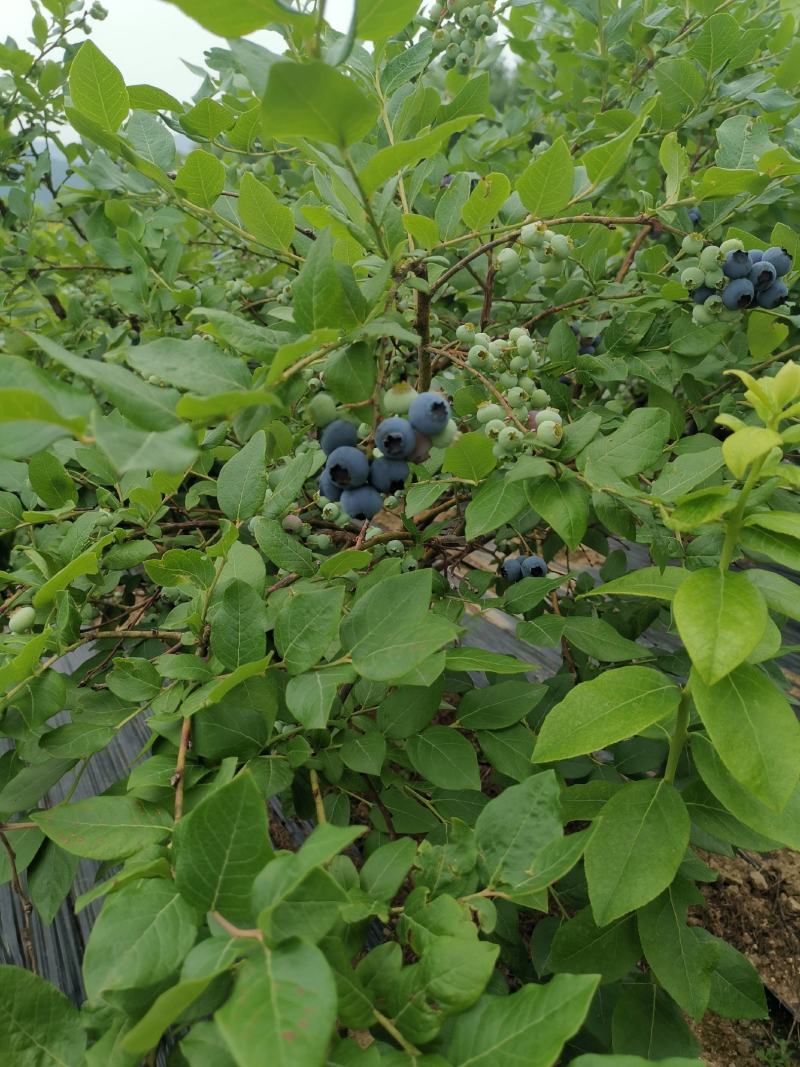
[692,849,800,1066]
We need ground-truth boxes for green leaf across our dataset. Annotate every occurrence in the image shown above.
[32,539,110,607]
[360,115,480,195]
[325,342,376,403]
[211,579,267,670]
[217,431,267,522]
[0,965,86,1066]
[745,568,800,621]
[611,984,700,1059]
[32,796,171,860]
[690,12,739,69]
[516,137,574,217]
[175,149,225,208]
[533,667,680,763]
[174,772,273,924]
[0,388,85,435]
[694,929,768,1021]
[125,109,176,169]
[163,0,312,34]
[293,230,366,332]
[444,647,533,674]
[251,517,315,576]
[122,976,214,1055]
[465,474,526,539]
[691,665,800,810]
[582,566,687,601]
[572,1057,703,1067]
[457,680,546,730]
[691,734,800,850]
[444,974,599,1067]
[475,771,562,888]
[360,837,417,901]
[216,941,337,1067]
[83,878,199,999]
[341,569,459,681]
[461,172,511,230]
[28,451,76,508]
[579,101,655,191]
[126,337,249,396]
[318,548,372,578]
[585,780,689,925]
[407,726,481,790]
[654,58,705,124]
[0,490,22,531]
[442,432,496,481]
[69,40,129,131]
[181,97,235,141]
[127,83,181,111]
[548,908,641,984]
[638,880,719,1019]
[356,0,421,41]
[525,474,589,550]
[562,617,652,662]
[583,407,671,482]
[274,585,344,675]
[261,61,379,147]
[651,447,724,502]
[659,131,689,202]
[239,171,295,251]
[673,568,767,685]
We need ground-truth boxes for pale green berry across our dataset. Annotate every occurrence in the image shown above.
[680,267,705,291]
[474,332,491,346]
[456,323,476,343]
[497,425,524,450]
[497,248,520,275]
[499,371,518,389]
[508,326,529,343]
[477,402,504,424]
[484,418,506,439]
[322,502,340,520]
[533,246,552,264]
[431,419,459,447]
[704,294,723,314]
[384,495,398,508]
[693,304,715,325]
[516,336,534,358]
[282,514,303,532]
[468,344,491,368]
[699,244,721,271]
[529,388,550,407]
[681,233,704,255]
[518,376,536,394]
[535,408,562,427]
[549,233,572,260]
[509,355,527,373]
[506,387,526,407]
[704,267,725,290]
[536,421,563,446]
[383,382,417,415]
[540,259,562,278]
[520,223,546,248]
[386,539,405,556]
[8,606,35,634]
[719,238,744,255]
[308,392,338,427]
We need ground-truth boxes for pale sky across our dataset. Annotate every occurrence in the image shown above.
[4,0,357,100]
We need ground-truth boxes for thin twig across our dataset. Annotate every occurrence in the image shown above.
[0,831,37,973]
[615,224,652,283]
[210,911,264,941]
[172,716,192,820]
[310,769,327,824]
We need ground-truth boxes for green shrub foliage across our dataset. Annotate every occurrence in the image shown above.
[1,0,799,1063]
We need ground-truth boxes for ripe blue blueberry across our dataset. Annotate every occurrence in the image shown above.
[326,446,369,488]
[340,486,383,521]
[320,419,358,455]
[688,207,701,226]
[748,250,763,264]
[762,247,792,277]
[370,457,409,494]
[756,280,789,309]
[318,470,342,501]
[499,557,523,582]
[521,555,548,578]
[750,261,777,291]
[375,416,416,459]
[722,250,751,280]
[722,278,754,310]
[408,392,451,436]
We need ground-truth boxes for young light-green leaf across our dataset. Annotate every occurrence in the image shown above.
[69,40,129,131]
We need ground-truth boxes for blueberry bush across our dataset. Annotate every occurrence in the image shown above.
[1,0,800,1064]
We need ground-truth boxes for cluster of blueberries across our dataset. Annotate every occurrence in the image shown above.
[429,0,498,72]
[570,322,601,356]
[679,236,793,324]
[499,555,548,583]
[317,392,452,521]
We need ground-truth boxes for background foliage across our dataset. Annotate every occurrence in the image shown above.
[1,0,800,1064]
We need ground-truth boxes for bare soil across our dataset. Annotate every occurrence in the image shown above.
[692,849,800,1066]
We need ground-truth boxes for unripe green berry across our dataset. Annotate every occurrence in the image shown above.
[549,233,573,260]
[520,223,546,248]
[477,402,504,424]
[497,247,520,275]
[699,244,721,271]
[535,408,562,427]
[516,336,535,358]
[536,421,563,447]
[692,303,715,325]
[474,332,491,346]
[8,606,35,634]
[282,514,303,532]
[529,388,550,407]
[308,392,337,427]
[540,258,563,278]
[497,425,524,450]
[456,323,476,343]
[682,233,704,255]
[322,502,340,520]
[386,539,405,556]
[704,267,725,290]
[509,326,529,342]
[484,418,506,439]
[680,267,705,291]
[499,371,518,389]
[383,382,417,415]
[719,238,744,255]
[431,419,459,447]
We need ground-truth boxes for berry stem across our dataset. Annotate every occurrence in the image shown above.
[719,454,767,573]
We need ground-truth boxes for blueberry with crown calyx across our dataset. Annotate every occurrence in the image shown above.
[408,392,451,435]
[375,416,416,458]
[326,446,369,489]
[340,486,383,521]
[320,419,358,455]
